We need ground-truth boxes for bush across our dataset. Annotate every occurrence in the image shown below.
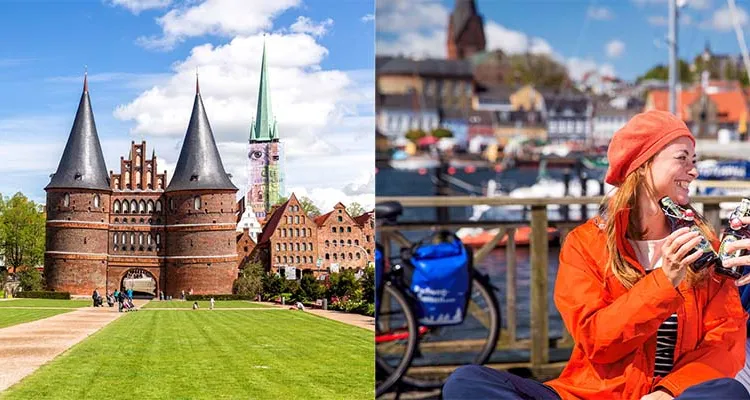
[15,291,71,300]
[329,297,373,317]
[262,272,285,301]
[233,262,264,298]
[17,267,43,292]
[185,294,252,301]
[299,273,324,303]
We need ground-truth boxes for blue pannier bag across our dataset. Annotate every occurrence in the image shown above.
[409,235,471,326]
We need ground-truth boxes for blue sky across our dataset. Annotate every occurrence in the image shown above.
[376,0,750,81]
[0,0,375,211]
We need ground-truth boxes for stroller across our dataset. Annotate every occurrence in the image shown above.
[122,297,138,312]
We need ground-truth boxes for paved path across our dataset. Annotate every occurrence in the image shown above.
[0,306,124,392]
[306,309,375,332]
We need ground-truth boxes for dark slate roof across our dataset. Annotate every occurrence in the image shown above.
[543,94,591,114]
[378,93,441,110]
[451,0,479,40]
[166,87,238,192]
[378,57,473,78]
[46,76,110,191]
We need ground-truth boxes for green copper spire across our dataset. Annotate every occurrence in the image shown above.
[250,40,279,142]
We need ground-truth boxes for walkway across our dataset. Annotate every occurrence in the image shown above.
[260,302,375,331]
[0,305,124,391]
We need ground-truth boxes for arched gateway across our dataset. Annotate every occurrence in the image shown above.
[121,269,157,299]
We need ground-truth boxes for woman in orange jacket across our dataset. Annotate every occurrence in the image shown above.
[443,110,749,400]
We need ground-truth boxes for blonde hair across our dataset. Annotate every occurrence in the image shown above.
[603,161,712,289]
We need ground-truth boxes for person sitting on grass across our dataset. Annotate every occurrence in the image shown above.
[192,301,199,310]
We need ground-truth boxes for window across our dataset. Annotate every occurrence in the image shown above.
[63,193,70,207]
[308,229,311,236]
[156,234,160,245]
[355,239,359,246]
[339,227,344,233]
[124,171,130,187]
[114,235,118,245]
[295,216,299,224]
[275,256,280,263]
[348,239,352,245]
[325,254,330,260]
[130,200,137,213]
[301,216,305,224]
[295,243,300,251]
[170,199,175,211]
[282,243,287,251]
[282,229,287,238]
[309,242,313,250]
[325,240,330,247]
[139,233,144,245]
[366,235,370,242]
[356,253,361,260]
[94,195,100,208]
[194,196,201,210]
[147,235,152,245]
[139,200,146,213]
[301,229,306,237]
[296,228,300,237]
[130,233,135,245]
[338,216,343,222]
[296,256,300,263]
[331,227,336,233]
[283,256,287,263]
[333,254,338,261]
[121,233,126,243]
[347,227,351,233]
[135,171,141,189]
[147,200,154,213]
[301,243,306,251]
[349,253,353,260]
[114,200,121,213]
[276,243,281,251]
[156,200,162,212]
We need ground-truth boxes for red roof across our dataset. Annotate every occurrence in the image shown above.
[353,211,373,227]
[647,88,747,123]
[314,211,333,227]
[255,198,291,244]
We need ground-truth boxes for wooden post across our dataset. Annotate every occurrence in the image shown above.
[530,205,549,367]
[506,228,517,345]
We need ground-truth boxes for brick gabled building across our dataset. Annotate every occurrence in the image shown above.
[247,196,374,278]
[45,75,238,297]
[447,0,486,60]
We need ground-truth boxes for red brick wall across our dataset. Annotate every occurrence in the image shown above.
[45,255,107,295]
[316,204,370,271]
[268,196,319,274]
[166,190,238,295]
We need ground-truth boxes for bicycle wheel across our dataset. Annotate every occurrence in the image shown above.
[400,273,501,389]
[375,282,419,397]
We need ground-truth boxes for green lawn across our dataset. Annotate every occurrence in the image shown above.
[141,300,275,309]
[0,309,72,329]
[1,310,374,399]
[0,299,91,308]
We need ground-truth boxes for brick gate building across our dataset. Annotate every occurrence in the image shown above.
[44,76,238,297]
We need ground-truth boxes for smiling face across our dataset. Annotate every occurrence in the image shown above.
[646,136,698,205]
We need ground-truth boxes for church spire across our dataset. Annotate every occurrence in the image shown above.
[46,71,110,191]
[250,38,279,142]
[166,82,237,192]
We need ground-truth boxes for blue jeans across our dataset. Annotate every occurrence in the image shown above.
[442,365,750,400]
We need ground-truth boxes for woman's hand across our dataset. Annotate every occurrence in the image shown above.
[722,216,750,286]
[660,227,704,287]
[641,389,674,400]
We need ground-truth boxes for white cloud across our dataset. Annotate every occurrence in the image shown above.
[705,5,748,32]
[361,13,374,23]
[567,57,616,81]
[605,40,625,58]
[647,13,693,26]
[376,30,446,58]
[485,22,554,56]
[290,16,333,37]
[109,0,172,14]
[687,0,712,10]
[137,0,301,50]
[375,0,448,34]
[588,6,613,20]
[114,33,373,199]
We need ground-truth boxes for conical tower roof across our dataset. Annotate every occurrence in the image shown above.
[166,76,237,192]
[249,40,279,142]
[46,73,110,191]
[451,0,479,40]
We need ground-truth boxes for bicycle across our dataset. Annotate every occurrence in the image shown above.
[375,201,502,392]
[375,202,419,397]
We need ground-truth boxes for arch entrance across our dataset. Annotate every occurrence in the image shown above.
[120,268,157,299]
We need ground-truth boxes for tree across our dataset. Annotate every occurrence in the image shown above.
[233,262,264,298]
[431,128,454,139]
[274,196,288,206]
[327,269,359,300]
[405,129,427,143]
[0,193,45,274]
[299,196,321,218]
[299,273,324,302]
[16,266,43,292]
[636,60,693,84]
[261,272,285,300]
[346,202,366,217]
[361,265,375,304]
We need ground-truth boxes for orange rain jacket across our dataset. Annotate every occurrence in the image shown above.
[545,209,747,399]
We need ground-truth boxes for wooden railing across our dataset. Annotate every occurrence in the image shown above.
[377,194,746,378]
